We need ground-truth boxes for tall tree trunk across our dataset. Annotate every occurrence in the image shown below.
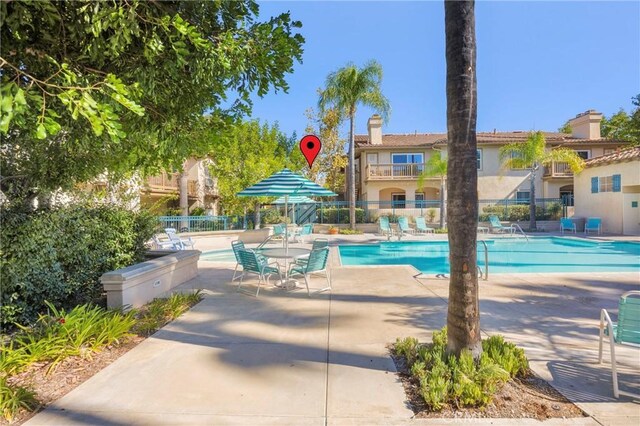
[445,0,481,358]
[254,201,261,230]
[349,111,356,229]
[179,170,189,232]
[529,167,537,231]
[440,177,446,229]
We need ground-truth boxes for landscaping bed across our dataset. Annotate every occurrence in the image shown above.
[391,329,586,420]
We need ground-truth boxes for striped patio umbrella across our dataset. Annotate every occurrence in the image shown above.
[238,168,337,249]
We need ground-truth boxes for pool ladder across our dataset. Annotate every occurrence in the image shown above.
[511,223,529,242]
[478,240,489,281]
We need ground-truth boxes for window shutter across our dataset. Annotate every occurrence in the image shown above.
[612,174,621,192]
[591,177,599,193]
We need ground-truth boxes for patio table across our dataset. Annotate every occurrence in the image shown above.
[260,247,311,290]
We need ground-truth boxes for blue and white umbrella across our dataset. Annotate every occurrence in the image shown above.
[238,168,337,248]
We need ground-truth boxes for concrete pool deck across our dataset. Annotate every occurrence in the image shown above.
[26,234,639,425]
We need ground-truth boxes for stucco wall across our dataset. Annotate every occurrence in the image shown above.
[574,160,640,235]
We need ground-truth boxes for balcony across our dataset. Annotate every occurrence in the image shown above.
[145,173,197,197]
[543,162,573,178]
[365,163,425,180]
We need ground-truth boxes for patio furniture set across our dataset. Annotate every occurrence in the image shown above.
[152,228,196,250]
[232,237,331,297]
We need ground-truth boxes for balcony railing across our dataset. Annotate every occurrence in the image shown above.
[366,163,426,180]
[543,162,573,178]
[145,173,197,197]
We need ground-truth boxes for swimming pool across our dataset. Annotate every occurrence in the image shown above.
[338,237,640,274]
[200,249,236,262]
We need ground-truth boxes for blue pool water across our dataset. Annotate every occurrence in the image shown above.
[338,237,640,274]
[201,249,236,262]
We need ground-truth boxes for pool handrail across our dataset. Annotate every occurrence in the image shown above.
[511,223,529,242]
[479,240,489,280]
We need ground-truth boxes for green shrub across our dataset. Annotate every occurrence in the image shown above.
[479,203,562,222]
[320,208,366,224]
[133,291,203,336]
[393,328,528,411]
[338,228,363,235]
[0,204,157,329]
[0,376,37,422]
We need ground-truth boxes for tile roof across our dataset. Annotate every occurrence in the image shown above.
[583,146,640,168]
[355,132,625,149]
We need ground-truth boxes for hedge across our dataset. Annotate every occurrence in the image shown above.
[0,205,157,330]
[479,203,562,222]
[318,208,366,224]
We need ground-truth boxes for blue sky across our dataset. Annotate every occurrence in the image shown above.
[247,1,640,138]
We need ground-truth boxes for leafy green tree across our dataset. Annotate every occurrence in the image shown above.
[558,121,572,133]
[499,131,584,230]
[209,120,304,225]
[444,0,481,358]
[304,108,348,195]
[0,0,304,201]
[318,60,390,229]
[418,151,447,228]
[601,96,640,145]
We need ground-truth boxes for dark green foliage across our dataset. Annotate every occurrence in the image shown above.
[479,203,562,222]
[0,205,157,329]
[393,328,529,411]
[320,208,366,224]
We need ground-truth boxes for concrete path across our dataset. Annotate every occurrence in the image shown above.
[26,243,639,425]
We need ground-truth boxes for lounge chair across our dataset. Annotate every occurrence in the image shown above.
[488,215,514,234]
[293,223,314,243]
[397,217,415,235]
[598,291,640,398]
[236,249,282,296]
[560,218,576,234]
[414,217,435,235]
[378,216,394,237]
[165,229,195,249]
[271,224,286,240]
[288,247,331,296]
[152,235,177,250]
[231,240,246,282]
[585,217,602,235]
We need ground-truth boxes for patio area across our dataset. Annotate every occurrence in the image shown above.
[26,235,639,425]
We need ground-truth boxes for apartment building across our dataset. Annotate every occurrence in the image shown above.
[354,110,626,217]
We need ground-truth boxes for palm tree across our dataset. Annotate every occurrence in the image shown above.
[319,61,390,229]
[444,0,481,358]
[418,151,447,229]
[499,131,584,231]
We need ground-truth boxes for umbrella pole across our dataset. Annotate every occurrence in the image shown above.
[284,195,289,253]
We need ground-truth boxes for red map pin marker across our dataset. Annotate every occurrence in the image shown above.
[300,134,322,167]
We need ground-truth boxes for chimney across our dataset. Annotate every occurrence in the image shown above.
[367,114,383,145]
[568,110,603,139]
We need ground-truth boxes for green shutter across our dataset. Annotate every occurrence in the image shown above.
[613,174,621,192]
[591,177,599,193]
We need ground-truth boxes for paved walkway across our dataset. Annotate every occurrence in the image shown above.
[26,239,639,425]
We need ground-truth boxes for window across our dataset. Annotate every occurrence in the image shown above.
[575,150,590,160]
[510,152,529,170]
[392,193,406,209]
[366,153,378,165]
[415,192,425,208]
[392,153,424,164]
[599,176,613,192]
[476,149,482,170]
[603,148,616,155]
[516,191,530,205]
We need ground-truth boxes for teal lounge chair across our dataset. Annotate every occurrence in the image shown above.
[488,215,514,234]
[378,216,394,237]
[397,217,415,235]
[288,247,331,296]
[414,217,435,235]
[560,218,576,234]
[599,291,640,398]
[585,217,602,235]
[236,249,282,296]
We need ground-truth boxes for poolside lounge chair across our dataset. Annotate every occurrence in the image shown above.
[414,217,435,235]
[598,291,640,398]
[585,217,602,235]
[293,223,314,243]
[488,215,514,234]
[237,249,282,296]
[271,224,286,240]
[152,235,177,250]
[397,217,415,235]
[165,229,195,250]
[378,216,394,237]
[560,218,576,234]
[288,247,331,296]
